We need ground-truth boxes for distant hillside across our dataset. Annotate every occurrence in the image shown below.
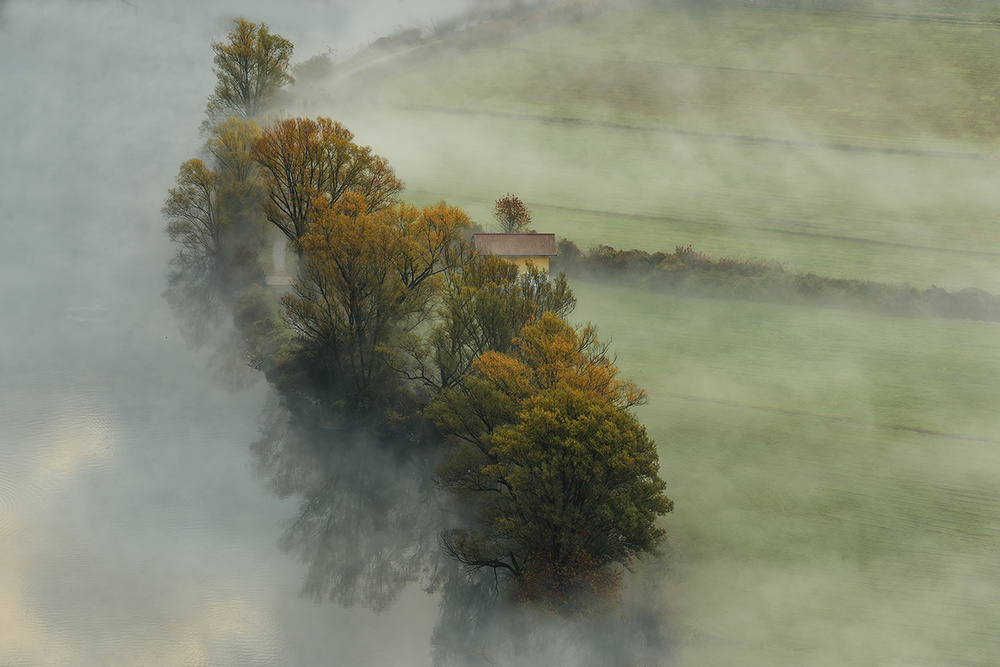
[290,0,1000,294]
[319,0,1000,147]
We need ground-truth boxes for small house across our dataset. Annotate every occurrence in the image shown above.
[473,233,558,274]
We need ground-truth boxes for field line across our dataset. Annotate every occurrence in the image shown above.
[654,390,1000,445]
[535,203,1000,259]
[388,103,995,162]
[768,6,1000,29]
[404,190,1000,260]
[503,47,851,81]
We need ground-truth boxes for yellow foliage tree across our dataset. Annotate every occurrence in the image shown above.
[205,118,267,249]
[162,158,226,272]
[252,117,403,259]
[400,254,576,393]
[206,118,262,184]
[282,193,470,410]
[205,17,294,125]
[430,313,672,609]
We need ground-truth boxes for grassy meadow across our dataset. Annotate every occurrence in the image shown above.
[573,279,1000,665]
[290,1,1000,663]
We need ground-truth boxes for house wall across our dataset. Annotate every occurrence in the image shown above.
[507,256,550,274]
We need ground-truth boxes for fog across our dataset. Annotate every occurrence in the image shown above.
[1,1,665,664]
[3,0,1000,665]
[1,1,493,665]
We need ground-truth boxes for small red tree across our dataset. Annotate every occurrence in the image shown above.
[493,193,532,233]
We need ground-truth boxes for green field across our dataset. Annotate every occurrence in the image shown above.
[292,1,1000,663]
[302,0,1000,292]
[573,278,1000,665]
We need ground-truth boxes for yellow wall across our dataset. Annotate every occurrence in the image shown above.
[507,256,550,274]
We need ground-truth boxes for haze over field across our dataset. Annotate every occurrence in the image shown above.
[2,0,1000,665]
[0,2,470,665]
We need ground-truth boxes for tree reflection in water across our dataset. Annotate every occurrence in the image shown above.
[162,253,260,392]
[251,392,674,666]
[428,557,673,667]
[163,253,227,346]
[251,393,446,613]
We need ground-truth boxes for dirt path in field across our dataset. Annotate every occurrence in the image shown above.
[265,233,294,291]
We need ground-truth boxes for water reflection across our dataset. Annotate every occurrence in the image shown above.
[163,254,260,393]
[251,393,446,614]
[251,392,674,666]
[428,559,674,667]
[163,255,228,349]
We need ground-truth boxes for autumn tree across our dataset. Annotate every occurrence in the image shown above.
[205,118,267,249]
[251,117,403,259]
[493,193,532,233]
[281,193,470,410]
[206,117,262,184]
[162,158,247,350]
[162,159,226,273]
[429,313,673,608]
[399,254,576,392]
[205,17,294,127]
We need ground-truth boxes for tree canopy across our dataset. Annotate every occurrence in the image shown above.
[206,118,262,184]
[164,22,675,611]
[251,117,403,257]
[206,17,294,125]
[281,192,471,410]
[429,313,673,606]
[400,254,576,393]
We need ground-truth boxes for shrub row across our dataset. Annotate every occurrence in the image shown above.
[555,239,1000,322]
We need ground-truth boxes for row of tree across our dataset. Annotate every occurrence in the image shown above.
[162,17,672,611]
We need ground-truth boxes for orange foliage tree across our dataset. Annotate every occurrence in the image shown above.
[493,193,532,233]
[398,254,576,393]
[251,117,403,259]
[281,192,470,410]
[429,313,673,609]
[205,17,294,125]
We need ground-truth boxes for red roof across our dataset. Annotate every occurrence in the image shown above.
[473,233,557,257]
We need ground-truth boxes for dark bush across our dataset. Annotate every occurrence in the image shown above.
[234,283,272,330]
[555,237,583,273]
[224,245,264,290]
[563,235,1000,323]
[924,286,1000,321]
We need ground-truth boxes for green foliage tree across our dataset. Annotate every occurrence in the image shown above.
[251,116,403,259]
[205,17,294,125]
[493,193,532,233]
[429,313,673,608]
[234,284,296,384]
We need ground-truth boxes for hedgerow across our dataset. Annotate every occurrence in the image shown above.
[557,240,1000,322]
